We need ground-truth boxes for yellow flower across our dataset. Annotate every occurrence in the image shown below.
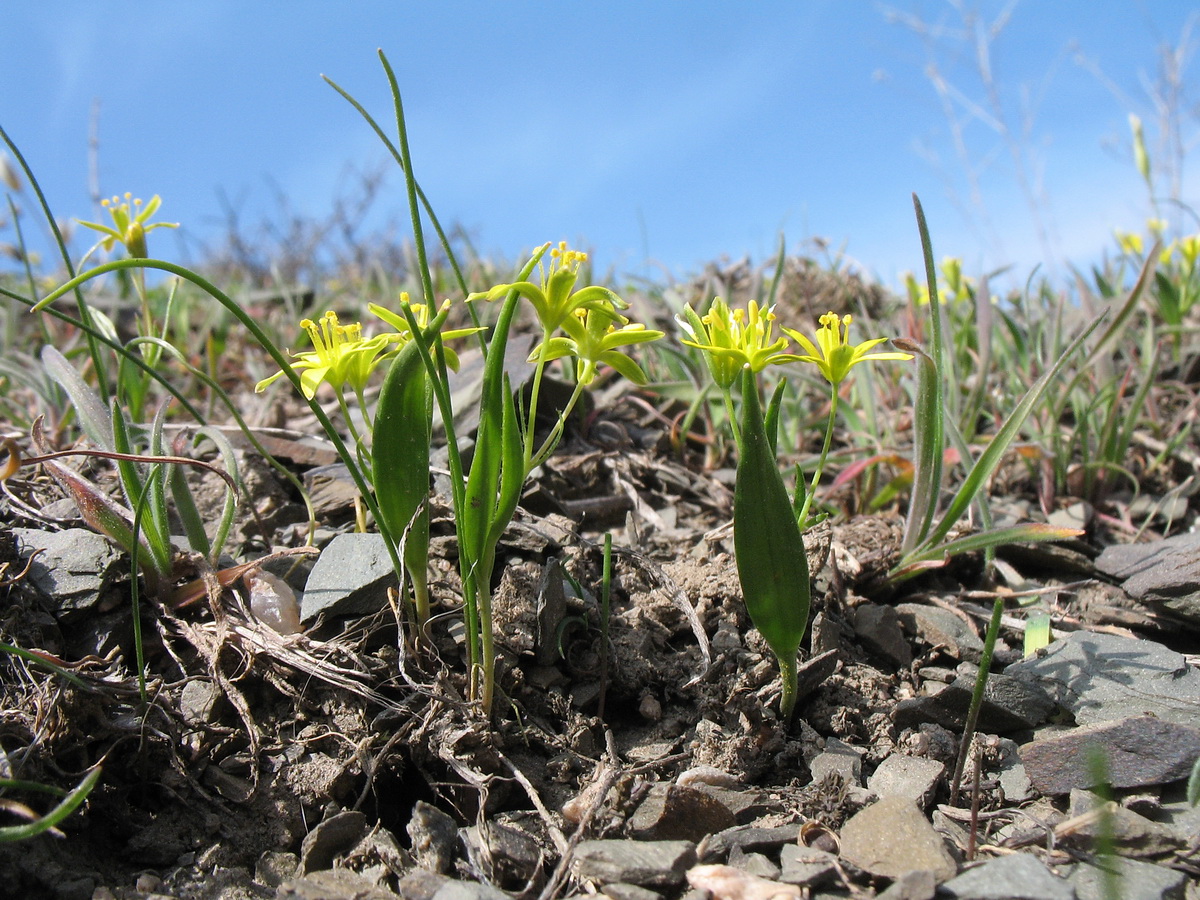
[255,310,393,399]
[783,312,912,386]
[77,193,178,258]
[467,241,625,334]
[1180,235,1200,270]
[676,297,791,389]
[368,294,482,372]
[1114,230,1144,257]
[531,305,664,385]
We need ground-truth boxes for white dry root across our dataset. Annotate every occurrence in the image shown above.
[686,864,807,900]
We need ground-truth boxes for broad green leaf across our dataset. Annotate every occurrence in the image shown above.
[374,333,437,628]
[734,367,810,721]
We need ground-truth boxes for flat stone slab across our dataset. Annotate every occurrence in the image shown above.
[867,753,945,809]
[13,526,126,617]
[1095,531,1200,626]
[572,840,696,888]
[1069,856,1189,900]
[1006,631,1200,727]
[301,532,398,622]
[1020,715,1200,795]
[896,602,984,662]
[838,796,956,882]
[939,853,1072,900]
[892,670,1054,733]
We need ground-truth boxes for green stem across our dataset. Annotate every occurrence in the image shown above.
[796,386,839,529]
[950,596,1004,804]
[722,386,743,452]
[778,651,799,725]
[527,379,587,475]
[523,330,553,463]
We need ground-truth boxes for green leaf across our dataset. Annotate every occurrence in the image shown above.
[733,367,810,721]
[0,766,102,842]
[902,195,946,555]
[374,338,433,627]
[1024,613,1052,657]
[39,346,112,450]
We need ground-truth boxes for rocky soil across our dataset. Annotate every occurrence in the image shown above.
[2,376,1199,900]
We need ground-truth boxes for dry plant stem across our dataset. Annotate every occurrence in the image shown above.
[951,595,1004,805]
[968,743,983,861]
[538,729,622,900]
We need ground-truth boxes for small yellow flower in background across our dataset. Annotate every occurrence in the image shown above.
[531,305,664,386]
[467,241,625,334]
[783,312,913,387]
[255,310,393,400]
[677,297,791,389]
[369,293,482,372]
[1147,218,1167,238]
[1114,230,1144,257]
[77,193,178,258]
[1180,235,1200,270]
[1160,241,1178,266]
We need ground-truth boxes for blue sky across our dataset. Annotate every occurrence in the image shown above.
[2,2,1195,292]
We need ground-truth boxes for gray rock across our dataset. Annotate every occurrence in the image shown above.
[600,884,663,900]
[179,679,223,726]
[1007,631,1200,727]
[13,527,126,617]
[627,783,737,842]
[777,844,837,888]
[993,737,1033,803]
[809,737,864,785]
[794,648,840,704]
[1069,856,1188,900]
[877,869,936,900]
[689,784,768,824]
[867,754,945,809]
[726,846,779,880]
[838,796,956,882]
[408,801,458,875]
[460,822,542,890]
[939,853,1072,899]
[1095,530,1200,625]
[699,824,800,860]
[431,880,513,900]
[303,463,361,518]
[393,870,511,900]
[853,603,913,668]
[896,603,984,662]
[298,810,368,874]
[255,850,298,888]
[279,868,400,899]
[1020,715,1200,795]
[572,840,696,888]
[301,532,397,622]
[893,670,1054,733]
[1064,789,1186,858]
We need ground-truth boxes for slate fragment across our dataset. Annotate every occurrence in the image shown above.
[301,532,396,622]
[572,840,696,888]
[938,853,1072,900]
[1019,715,1200,795]
[892,670,1054,733]
[1095,531,1200,627]
[627,783,737,842]
[838,796,957,882]
[1006,630,1200,727]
